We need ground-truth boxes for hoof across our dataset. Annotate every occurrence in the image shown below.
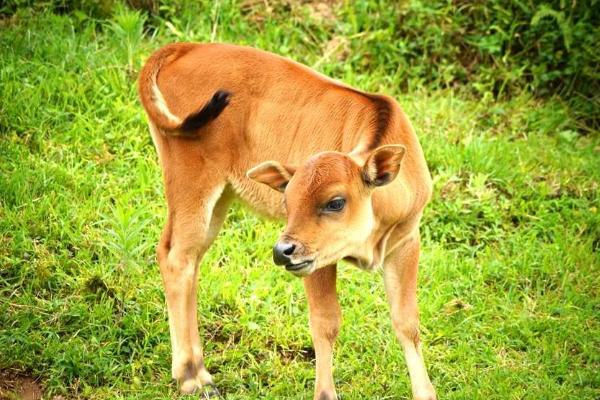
[316,390,338,400]
[178,379,221,398]
[200,383,222,399]
[180,378,199,394]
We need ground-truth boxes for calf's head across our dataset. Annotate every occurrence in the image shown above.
[247,145,406,276]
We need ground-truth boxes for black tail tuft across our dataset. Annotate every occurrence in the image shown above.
[180,90,231,134]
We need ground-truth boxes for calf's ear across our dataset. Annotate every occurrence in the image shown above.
[246,161,296,192]
[362,144,406,187]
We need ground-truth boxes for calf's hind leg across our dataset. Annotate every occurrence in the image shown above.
[383,232,436,400]
[156,178,228,395]
[188,191,232,390]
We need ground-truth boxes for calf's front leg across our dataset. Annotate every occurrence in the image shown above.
[303,264,342,400]
[383,233,436,400]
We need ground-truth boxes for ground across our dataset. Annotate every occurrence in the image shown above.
[0,5,599,400]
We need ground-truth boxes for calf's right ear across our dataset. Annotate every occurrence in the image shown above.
[246,161,296,192]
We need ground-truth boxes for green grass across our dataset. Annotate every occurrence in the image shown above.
[1,3,599,399]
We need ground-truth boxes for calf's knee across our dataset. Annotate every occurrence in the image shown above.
[310,312,341,343]
[392,317,420,348]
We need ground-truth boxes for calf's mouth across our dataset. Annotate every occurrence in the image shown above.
[285,258,315,276]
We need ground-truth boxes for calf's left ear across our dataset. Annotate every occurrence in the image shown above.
[362,144,406,186]
[246,161,296,192]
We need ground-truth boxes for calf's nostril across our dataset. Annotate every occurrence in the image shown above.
[273,242,296,265]
[283,244,296,256]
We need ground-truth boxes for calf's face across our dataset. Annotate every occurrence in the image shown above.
[247,145,405,276]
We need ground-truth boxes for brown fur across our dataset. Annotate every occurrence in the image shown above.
[138,42,436,400]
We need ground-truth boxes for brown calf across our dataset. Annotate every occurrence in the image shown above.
[138,43,436,400]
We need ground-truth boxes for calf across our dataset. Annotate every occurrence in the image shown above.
[138,43,436,400]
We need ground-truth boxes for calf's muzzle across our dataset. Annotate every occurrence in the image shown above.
[273,241,296,266]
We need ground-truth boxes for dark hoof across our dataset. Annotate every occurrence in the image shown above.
[317,392,338,400]
[200,383,222,399]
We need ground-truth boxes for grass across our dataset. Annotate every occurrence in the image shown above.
[1,3,599,399]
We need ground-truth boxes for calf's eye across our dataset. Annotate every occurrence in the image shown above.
[324,197,346,212]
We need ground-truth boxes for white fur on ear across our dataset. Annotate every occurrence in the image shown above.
[363,144,406,186]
